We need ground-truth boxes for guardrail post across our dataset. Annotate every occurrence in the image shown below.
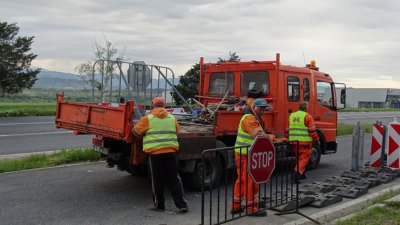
[352,122,364,171]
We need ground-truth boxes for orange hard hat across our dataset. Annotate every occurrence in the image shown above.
[152,96,166,107]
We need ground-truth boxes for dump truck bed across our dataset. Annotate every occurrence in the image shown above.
[55,94,214,142]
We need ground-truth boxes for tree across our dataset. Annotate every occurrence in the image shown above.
[217,51,241,63]
[173,63,200,105]
[173,52,240,105]
[74,36,126,100]
[0,22,40,95]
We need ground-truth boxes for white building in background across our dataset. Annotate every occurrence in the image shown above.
[338,88,400,109]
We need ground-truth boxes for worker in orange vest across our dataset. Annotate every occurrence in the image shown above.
[133,97,188,213]
[230,98,269,217]
[288,101,319,183]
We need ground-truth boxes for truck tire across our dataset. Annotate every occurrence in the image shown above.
[307,141,321,169]
[186,141,225,191]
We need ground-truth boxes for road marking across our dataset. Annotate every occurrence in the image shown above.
[339,116,398,120]
[0,131,72,137]
[0,122,53,126]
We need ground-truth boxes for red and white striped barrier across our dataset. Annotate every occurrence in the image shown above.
[388,121,400,169]
[370,124,385,168]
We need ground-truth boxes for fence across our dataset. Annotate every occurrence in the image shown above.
[200,141,316,225]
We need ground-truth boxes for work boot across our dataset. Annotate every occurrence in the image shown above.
[178,207,188,213]
[147,204,165,212]
[230,204,243,214]
[247,209,267,217]
[291,172,302,184]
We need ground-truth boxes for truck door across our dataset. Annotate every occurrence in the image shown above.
[285,75,301,124]
[313,79,337,152]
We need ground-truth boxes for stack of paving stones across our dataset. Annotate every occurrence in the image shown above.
[271,167,400,211]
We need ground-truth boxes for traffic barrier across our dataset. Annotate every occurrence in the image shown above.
[370,124,385,168]
[388,121,400,169]
[200,141,317,225]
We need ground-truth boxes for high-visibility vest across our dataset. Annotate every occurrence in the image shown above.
[235,114,256,154]
[143,114,179,152]
[289,110,312,142]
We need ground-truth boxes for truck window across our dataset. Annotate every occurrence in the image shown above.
[208,72,234,96]
[303,78,310,101]
[240,71,269,95]
[317,81,334,108]
[287,76,300,102]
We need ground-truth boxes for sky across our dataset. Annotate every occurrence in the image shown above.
[1,0,400,88]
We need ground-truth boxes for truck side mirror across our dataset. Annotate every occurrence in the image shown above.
[340,89,346,105]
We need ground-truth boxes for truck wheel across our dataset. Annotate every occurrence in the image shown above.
[307,141,321,169]
[187,157,223,191]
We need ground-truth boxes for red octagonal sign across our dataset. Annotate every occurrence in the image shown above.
[248,135,276,184]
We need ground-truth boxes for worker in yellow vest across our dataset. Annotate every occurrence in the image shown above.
[230,98,270,217]
[133,97,188,213]
[289,101,319,183]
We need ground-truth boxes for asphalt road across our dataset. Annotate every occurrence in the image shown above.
[1,112,399,156]
[2,134,397,225]
[0,116,92,156]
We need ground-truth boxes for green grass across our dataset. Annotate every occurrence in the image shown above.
[0,148,102,173]
[336,189,400,225]
[370,189,400,205]
[0,103,56,117]
[336,204,400,225]
[337,123,373,136]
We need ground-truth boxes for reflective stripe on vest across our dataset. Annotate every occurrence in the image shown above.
[143,114,178,151]
[234,114,256,154]
[289,111,312,142]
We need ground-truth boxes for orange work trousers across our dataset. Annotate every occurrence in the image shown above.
[232,152,259,212]
[292,143,312,175]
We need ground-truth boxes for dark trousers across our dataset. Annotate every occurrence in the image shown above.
[149,153,187,209]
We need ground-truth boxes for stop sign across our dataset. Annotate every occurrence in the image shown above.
[248,135,276,184]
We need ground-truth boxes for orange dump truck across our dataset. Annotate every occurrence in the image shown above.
[56,54,346,189]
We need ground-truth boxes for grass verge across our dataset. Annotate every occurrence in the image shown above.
[0,103,56,117]
[337,123,373,136]
[0,148,102,173]
[336,202,400,225]
[335,189,400,225]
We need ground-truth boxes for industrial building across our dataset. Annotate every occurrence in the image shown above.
[338,88,400,109]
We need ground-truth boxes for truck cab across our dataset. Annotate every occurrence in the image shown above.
[198,54,345,168]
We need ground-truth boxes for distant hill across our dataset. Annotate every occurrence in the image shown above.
[34,70,89,89]
[33,69,180,90]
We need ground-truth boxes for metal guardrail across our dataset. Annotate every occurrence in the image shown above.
[91,60,193,119]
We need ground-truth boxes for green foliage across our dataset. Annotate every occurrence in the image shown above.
[337,123,373,136]
[336,205,400,225]
[0,148,102,173]
[173,63,200,105]
[0,102,55,117]
[0,22,40,95]
[74,36,126,93]
[173,52,241,105]
[217,51,241,63]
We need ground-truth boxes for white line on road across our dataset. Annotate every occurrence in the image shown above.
[0,131,72,137]
[0,122,53,126]
[339,116,398,120]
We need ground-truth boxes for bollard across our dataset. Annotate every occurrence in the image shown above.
[387,118,400,169]
[351,122,364,171]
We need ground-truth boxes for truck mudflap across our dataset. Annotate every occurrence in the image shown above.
[55,93,134,143]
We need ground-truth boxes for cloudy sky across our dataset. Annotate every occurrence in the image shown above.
[2,0,400,88]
